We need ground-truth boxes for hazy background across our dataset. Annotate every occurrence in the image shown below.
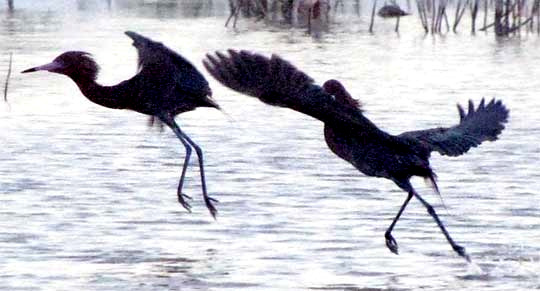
[1,1,539,290]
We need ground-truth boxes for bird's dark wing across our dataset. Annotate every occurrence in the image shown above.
[167,48,212,97]
[398,99,509,156]
[126,31,211,97]
[203,49,381,133]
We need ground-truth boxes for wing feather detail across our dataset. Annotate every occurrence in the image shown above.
[399,98,509,156]
[203,49,381,134]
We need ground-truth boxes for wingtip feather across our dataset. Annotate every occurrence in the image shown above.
[457,104,465,120]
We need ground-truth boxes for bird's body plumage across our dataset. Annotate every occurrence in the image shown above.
[324,124,433,180]
[205,51,437,182]
[204,49,509,261]
[22,31,220,217]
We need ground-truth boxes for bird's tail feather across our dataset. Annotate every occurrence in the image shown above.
[217,105,236,123]
[147,116,165,132]
[426,172,439,194]
[424,172,449,213]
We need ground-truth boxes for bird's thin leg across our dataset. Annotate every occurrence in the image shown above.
[412,190,471,262]
[161,115,218,218]
[385,192,413,255]
[159,116,193,212]
[176,137,193,210]
[181,133,219,219]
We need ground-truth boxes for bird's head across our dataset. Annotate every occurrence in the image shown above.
[323,79,362,110]
[22,51,99,81]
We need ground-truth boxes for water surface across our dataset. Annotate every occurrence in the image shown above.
[1,1,539,290]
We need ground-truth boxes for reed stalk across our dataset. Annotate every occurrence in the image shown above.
[484,0,489,30]
[471,0,479,33]
[417,0,430,32]
[4,53,12,103]
[369,0,377,33]
[537,0,540,33]
[454,0,470,32]
[431,0,437,33]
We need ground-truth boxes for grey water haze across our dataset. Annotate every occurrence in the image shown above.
[1,1,539,290]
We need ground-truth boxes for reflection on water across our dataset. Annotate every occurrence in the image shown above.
[1,1,540,290]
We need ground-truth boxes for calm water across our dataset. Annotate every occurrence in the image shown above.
[1,1,540,290]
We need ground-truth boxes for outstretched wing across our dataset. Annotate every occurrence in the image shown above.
[203,49,380,133]
[126,30,211,98]
[398,98,509,156]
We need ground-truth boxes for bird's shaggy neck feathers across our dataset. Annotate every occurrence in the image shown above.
[323,79,362,111]
[67,52,99,81]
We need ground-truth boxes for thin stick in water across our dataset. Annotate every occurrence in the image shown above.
[443,4,450,32]
[454,0,471,32]
[471,0,479,34]
[4,53,12,103]
[431,0,436,33]
[369,0,377,33]
[417,0,429,33]
[537,0,540,33]
[454,0,463,32]
[483,0,488,31]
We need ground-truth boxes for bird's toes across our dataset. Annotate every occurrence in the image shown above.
[385,233,399,255]
[177,193,193,212]
[453,244,471,262]
[207,205,218,220]
[205,197,219,219]
[180,202,192,212]
[209,208,218,220]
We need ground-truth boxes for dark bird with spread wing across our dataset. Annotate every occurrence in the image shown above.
[22,31,220,217]
[203,50,509,261]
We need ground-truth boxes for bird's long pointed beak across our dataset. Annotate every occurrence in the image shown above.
[21,61,63,74]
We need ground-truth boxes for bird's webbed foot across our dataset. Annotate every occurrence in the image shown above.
[385,231,399,255]
[177,192,193,212]
[204,196,219,219]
